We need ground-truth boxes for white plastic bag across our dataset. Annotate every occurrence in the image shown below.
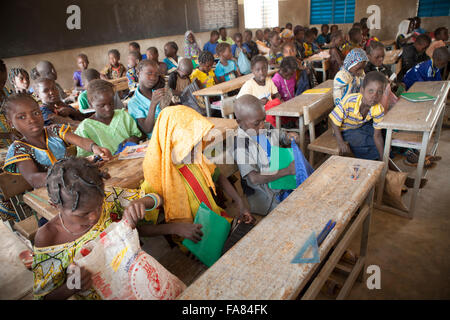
[74,220,186,300]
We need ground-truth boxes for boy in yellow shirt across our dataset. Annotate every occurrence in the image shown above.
[329,71,387,160]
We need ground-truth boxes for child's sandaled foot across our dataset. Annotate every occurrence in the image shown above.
[426,155,442,162]
[405,177,427,189]
[403,158,434,168]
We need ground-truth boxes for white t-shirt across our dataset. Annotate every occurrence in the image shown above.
[237,77,278,100]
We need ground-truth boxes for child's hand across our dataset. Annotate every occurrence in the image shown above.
[172,223,203,243]
[287,161,296,175]
[121,136,140,145]
[150,88,167,108]
[260,98,269,105]
[238,211,256,224]
[92,145,112,161]
[67,263,93,292]
[286,132,300,145]
[338,141,352,156]
[123,198,147,229]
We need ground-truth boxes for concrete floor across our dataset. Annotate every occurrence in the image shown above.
[345,127,450,299]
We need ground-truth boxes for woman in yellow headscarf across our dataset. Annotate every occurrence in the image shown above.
[141,105,254,244]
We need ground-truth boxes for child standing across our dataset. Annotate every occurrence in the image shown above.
[146,47,168,75]
[73,54,89,91]
[126,51,141,90]
[163,42,181,74]
[127,60,166,139]
[2,94,111,188]
[328,31,345,79]
[190,51,218,89]
[233,94,301,215]
[75,80,143,157]
[168,58,193,97]
[215,43,241,83]
[203,30,220,56]
[333,48,368,106]
[8,68,31,94]
[101,49,126,80]
[34,78,84,126]
[237,56,280,104]
[184,30,201,59]
[329,71,387,160]
[403,47,449,90]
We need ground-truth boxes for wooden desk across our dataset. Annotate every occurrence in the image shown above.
[108,76,129,92]
[380,39,396,47]
[304,50,330,81]
[23,117,238,221]
[376,81,450,218]
[178,156,383,300]
[0,222,33,300]
[193,70,277,117]
[266,80,334,153]
[384,49,402,75]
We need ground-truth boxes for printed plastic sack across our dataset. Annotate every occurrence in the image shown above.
[74,220,186,300]
[383,170,409,212]
[237,50,251,75]
[180,82,207,116]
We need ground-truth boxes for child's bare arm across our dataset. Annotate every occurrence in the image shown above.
[330,121,351,155]
[16,160,49,188]
[137,88,166,134]
[64,132,113,160]
[246,163,295,186]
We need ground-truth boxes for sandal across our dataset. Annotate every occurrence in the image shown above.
[403,158,435,168]
[426,155,442,162]
[405,177,427,189]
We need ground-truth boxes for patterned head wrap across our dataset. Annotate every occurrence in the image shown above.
[343,48,368,71]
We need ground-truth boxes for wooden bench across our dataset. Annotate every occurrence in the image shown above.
[178,156,384,300]
[0,173,33,221]
[308,127,340,162]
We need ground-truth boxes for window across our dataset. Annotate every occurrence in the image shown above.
[197,0,239,30]
[243,0,279,29]
[417,0,450,17]
[310,0,355,25]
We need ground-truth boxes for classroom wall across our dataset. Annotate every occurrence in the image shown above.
[3,29,238,91]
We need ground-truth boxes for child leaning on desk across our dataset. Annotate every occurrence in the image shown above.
[329,71,387,161]
[214,42,241,83]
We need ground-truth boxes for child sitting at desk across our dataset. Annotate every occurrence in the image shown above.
[126,50,141,91]
[146,47,168,75]
[163,41,181,74]
[34,78,84,127]
[329,71,387,160]
[397,34,431,82]
[328,31,345,79]
[168,58,193,97]
[129,41,147,60]
[124,60,166,139]
[203,30,220,56]
[218,27,235,45]
[190,51,218,89]
[77,69,124,114]
[75,80,143,157]
[316,24,330,47]
[2,93,111,188]
[303,29,320,58]
[341,28,363,57]
[73,54,89,91]
[272,56,297,102]
[8,68,30,94]
[268,31,283,65]
[184,30,201,60]
[141,105,254,248]
[100,49,126,80]
[333,48,368,106]
[426,27,448,59]
[294,26,306,59]
[32,157,164,300]
[244,30,259,60]
[214,42,241,83]
[232,94,300,215]
[255,29,270,55]
[402,47,449,90]
[237,55,280,104]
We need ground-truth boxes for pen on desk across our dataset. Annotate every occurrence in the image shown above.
[316,220,332,245]
[317,220,336,246]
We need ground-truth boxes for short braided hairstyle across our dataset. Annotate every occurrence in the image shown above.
[1,92,37,119]
[46,158,109,211]
[8,68,29,90]
[198,50,214,64]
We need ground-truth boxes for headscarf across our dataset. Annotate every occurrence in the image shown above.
[343,48,368,71]
[396,20,413,40]
[142,105,216,223]
[184,30,201,59]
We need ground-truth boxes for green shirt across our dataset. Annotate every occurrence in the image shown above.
[75,109,143,157]
[77,90,90,112]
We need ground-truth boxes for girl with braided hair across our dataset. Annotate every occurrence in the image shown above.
[2,93,112,188]
[8,68,31,94]
[33,157,164,299]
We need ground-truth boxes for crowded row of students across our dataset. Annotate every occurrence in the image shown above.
[0,16,448,299]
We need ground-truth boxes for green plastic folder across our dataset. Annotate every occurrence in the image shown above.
[182,203,231,267]
[268,146,297,190]
[400,92,436,102]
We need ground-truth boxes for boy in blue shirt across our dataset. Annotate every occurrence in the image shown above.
[403,47,448,90]
[203,30,220,56]
[215,43,241,82]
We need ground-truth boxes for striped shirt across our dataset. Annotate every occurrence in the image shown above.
[329,93,384,131]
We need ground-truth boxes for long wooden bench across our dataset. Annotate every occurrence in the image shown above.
[308,127,340,159]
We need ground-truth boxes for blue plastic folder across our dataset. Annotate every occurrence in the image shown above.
[268,139,314,190]
[182,203,231,267]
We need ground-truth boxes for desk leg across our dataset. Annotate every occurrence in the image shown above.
[308,122,316,165]
[204,96,211,117]
[431,107,445,156]
[408,131,429,218]
[376,129,392,207]
[275,116,281,129]
[357,188,374,283]
[220,94,226,118]
[299,116,305,154]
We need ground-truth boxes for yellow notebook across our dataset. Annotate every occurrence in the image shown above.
[303,88,331,94]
